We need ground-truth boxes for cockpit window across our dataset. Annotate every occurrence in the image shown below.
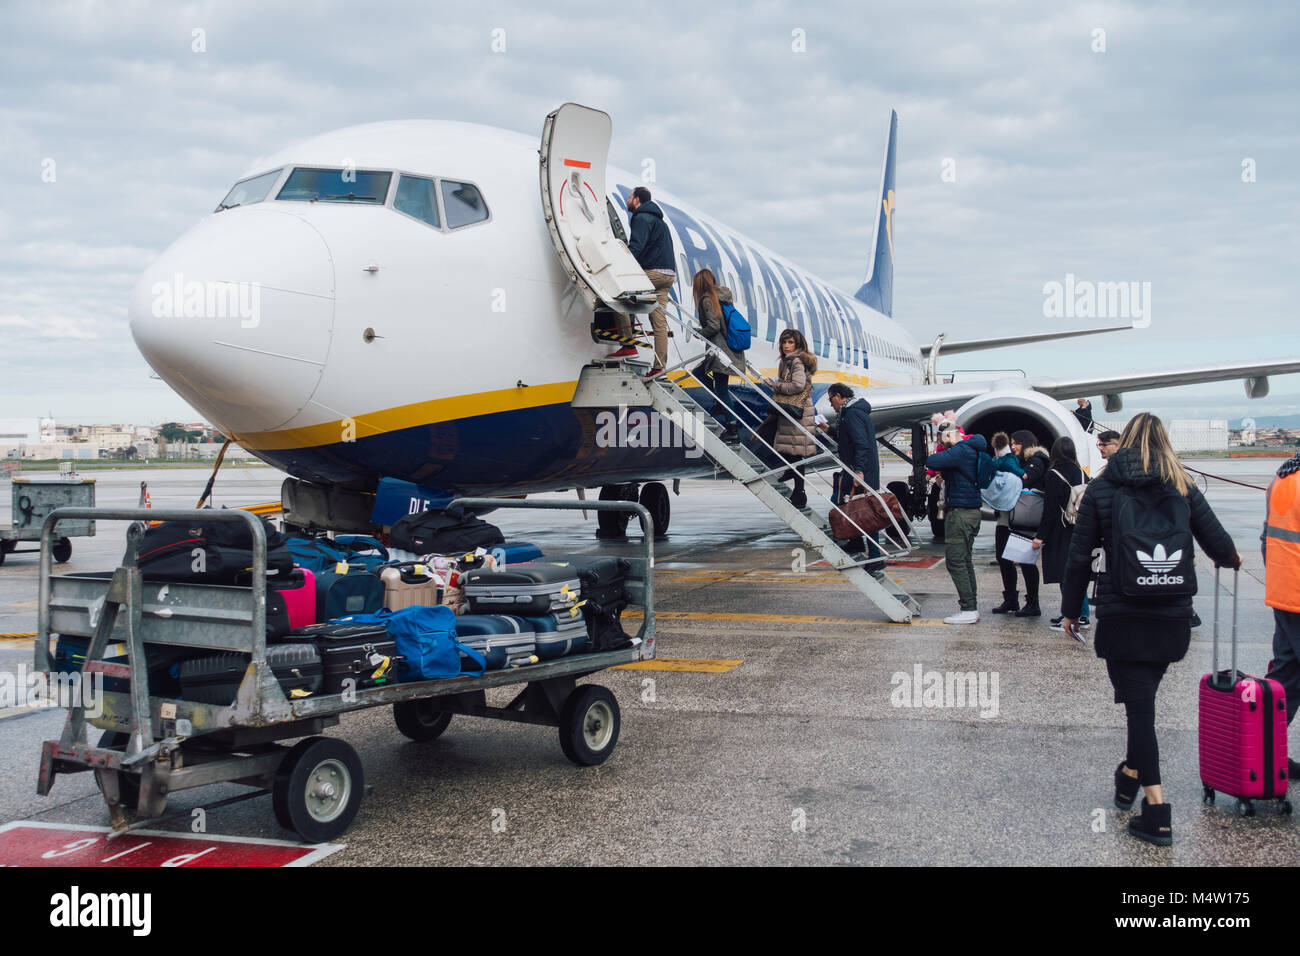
[277,167,392,204]
[440,180,489,228]
[393,175,441,228]
[216,169,283,211]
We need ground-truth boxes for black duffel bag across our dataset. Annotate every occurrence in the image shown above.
[389,509,504,555]
[138,514,294,584]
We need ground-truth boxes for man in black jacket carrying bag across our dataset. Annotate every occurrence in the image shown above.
[824,383,883,567]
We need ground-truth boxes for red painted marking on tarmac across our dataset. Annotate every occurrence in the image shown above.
[0,821,342,867]
[808,555,942,570]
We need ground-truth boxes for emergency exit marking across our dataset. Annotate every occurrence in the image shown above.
[0,821,343,867]
[563,158,591,168]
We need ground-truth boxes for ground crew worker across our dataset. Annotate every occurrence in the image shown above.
[1263,450,1300,781]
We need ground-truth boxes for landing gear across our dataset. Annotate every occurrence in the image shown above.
[596,484,638,538]
[638,481,670,537]
[927,483,945,542]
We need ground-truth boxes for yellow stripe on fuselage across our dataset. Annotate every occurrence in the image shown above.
[233,369,906,452]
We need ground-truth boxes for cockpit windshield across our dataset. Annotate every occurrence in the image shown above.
[215,168,283,211]
[277,167,392,204]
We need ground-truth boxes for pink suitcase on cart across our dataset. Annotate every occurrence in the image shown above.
[1198,568,1291,816]
[272,567,318,631]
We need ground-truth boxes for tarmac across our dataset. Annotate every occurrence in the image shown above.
[0,459,1295,866]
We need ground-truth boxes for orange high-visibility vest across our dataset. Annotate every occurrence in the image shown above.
[1265,470,1300,613]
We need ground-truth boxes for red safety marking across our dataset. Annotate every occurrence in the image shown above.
[809,555,942,570]
[0,822,343,867]
[563,159,591,168]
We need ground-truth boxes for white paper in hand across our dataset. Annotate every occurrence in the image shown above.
[1001,532,1038,565]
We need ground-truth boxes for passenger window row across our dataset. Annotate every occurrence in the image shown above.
[215,167,489,232]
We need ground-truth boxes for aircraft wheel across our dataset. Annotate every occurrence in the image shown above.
[272,736,364,842]
[596,484,634,538]
[927,485,945,542]
[639,481,670,537]
[53,537,72,563]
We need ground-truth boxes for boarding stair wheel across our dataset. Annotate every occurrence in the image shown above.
[272,736,365,842]
[559,684,620,766]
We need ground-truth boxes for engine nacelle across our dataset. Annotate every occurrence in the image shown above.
[954,384,1101,473]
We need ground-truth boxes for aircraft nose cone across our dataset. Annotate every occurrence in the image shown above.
[129,207,335,433]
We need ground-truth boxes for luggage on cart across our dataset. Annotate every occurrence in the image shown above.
[52,635,190,697]
[494,541,544,565]
[462,564,581,616]
[390,509,504,555]
[271,567,317,630]
[379,563,443,611]
[139,516,293,584]
[1199,568,1290,813]
[178,644,324,705]
[315,564,385,622]
[339,605,486,681]
[286,535,349,572]
[279,622,396,694]
[537,555,633,652]
[334,534,389,566]
[454,614,538,669]
[521,610,589,659]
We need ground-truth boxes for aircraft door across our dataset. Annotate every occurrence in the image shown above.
[540,103,656,314]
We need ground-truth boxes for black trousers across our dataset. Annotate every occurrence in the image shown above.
[1106,658,1170,787]
[995,523,1038,600]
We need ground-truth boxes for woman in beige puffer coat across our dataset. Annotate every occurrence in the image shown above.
[759,328,819,507]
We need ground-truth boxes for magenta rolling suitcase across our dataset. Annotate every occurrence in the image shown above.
[1198,569,1291,816]
[272,567,317,630]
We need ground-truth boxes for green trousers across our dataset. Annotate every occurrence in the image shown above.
[944,507,981,611]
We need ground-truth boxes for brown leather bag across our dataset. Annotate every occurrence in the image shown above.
[829,489,906,539]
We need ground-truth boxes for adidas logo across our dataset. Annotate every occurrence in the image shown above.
[1136,544,1182,572]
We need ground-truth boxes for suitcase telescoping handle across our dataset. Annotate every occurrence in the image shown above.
[1210,567,1239,690]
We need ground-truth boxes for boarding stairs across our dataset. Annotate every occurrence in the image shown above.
[572,304,920,623]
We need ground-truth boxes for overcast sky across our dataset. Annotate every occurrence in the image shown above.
[2,0,1298,427]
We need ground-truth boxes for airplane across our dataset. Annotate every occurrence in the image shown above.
[127,103,1300,539]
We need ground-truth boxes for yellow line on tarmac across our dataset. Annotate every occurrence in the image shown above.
[0,633,36,640]
[614,658,743,673]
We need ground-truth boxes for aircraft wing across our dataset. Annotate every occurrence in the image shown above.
[859,357,1300,430]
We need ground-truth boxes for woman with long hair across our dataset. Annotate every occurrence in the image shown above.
[758,328,818,508]
[1032,435,1091,633]
[1060,413,1240,846]
[690,268,745,440]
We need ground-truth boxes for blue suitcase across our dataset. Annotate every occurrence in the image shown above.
[315,564,385,621]
[454,614,537,670]
[492,541,544,565]
[522,610,590,659]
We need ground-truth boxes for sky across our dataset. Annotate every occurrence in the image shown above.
[1,0,1298,428]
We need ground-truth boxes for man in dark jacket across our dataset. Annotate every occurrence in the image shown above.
[626,187,676,377]
[825,384,884,567]
[1073,398,1095,433]
[927,428,989,624]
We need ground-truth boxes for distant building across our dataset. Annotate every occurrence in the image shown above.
[1096,419,1228,453]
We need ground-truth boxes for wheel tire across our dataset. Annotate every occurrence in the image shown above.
[0,547,5,567]
[1236,798,1253,818]
[559,684,621,766]
[272,736,364,842]
[596,484,634,538]
[1202,785,1215,805]
[52,537,72,563]
[95,731,141,812]
[638,481,670,537]
[887,481,913,517]
[927,486,945,542]
[1280,800,1293,815]
[392,700,453,741]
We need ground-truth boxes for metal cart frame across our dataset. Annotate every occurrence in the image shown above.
[1,477,96,565]
[35,498,655,842]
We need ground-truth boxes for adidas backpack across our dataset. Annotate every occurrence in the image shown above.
[1110,484,1197,599]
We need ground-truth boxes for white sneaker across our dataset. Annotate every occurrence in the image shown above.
[944,610,980,625]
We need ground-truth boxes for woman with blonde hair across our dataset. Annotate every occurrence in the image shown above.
[1060,412,1240,846]
[690,268,744,440]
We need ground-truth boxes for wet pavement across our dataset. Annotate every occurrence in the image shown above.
[0,459,1295,866]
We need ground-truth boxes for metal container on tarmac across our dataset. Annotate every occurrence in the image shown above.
[1,476,96,564]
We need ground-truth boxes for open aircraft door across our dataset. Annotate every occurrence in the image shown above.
[540,103,657,315]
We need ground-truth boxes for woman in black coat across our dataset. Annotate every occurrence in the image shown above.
[1060,413,1240,847]
[1032,436,1087,628]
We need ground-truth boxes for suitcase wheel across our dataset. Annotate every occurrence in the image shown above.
[272,736,364,842]
[559,684,620,767]
[1280,800,1293,816]
[1201,785,1215,806]
[1235,798,1255,818]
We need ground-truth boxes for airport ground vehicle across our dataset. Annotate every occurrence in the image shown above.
[0,477,95,566]
[34,499,655,842]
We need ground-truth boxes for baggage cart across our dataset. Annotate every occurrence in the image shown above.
[1,477,95,565]
[35,498,655,843]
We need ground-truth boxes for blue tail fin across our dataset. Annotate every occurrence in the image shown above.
[854,110,898,317]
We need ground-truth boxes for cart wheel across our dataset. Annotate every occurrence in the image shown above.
[1202,785,1215,805]
[272,736,364,842]
[52,537,72,563]
[392,700,453,741]
[559,684,620,766]
[1280,800,1292,816]
[1236,798,1254,818]
[95,731,141,811]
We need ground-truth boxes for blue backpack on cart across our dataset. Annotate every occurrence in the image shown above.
[340,606,486,681]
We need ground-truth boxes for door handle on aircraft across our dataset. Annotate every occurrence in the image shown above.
[568,172,596,223]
